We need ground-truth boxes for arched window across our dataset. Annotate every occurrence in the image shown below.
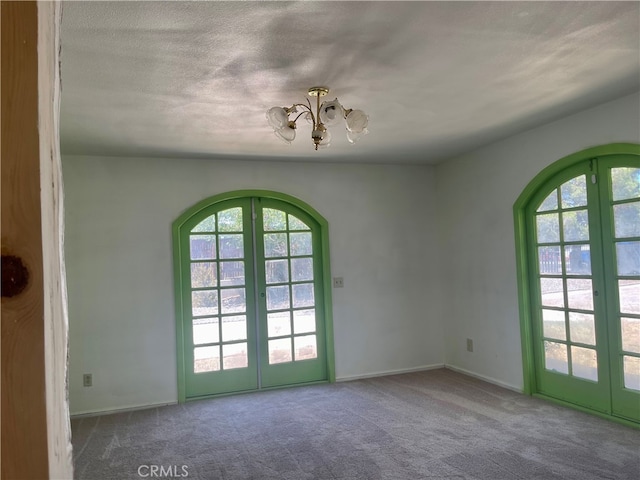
[173,191,335,400]
[514,144,640,424]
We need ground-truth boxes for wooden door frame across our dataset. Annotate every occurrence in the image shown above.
[1,2,73,477]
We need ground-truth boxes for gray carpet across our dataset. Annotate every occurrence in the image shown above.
[71,369,640,480]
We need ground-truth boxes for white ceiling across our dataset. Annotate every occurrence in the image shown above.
[60,1,640,164]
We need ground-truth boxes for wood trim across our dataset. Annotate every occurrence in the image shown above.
[1,2,50,478]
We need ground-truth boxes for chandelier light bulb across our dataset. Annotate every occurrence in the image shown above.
[266,87,368,151]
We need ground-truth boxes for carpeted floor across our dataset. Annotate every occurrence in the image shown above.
[71,369,640,479]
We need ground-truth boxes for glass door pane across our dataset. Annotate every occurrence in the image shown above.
[182,200,258,397]
[604,163,640,421]
[256,201,327,388]
[530,164,610,412]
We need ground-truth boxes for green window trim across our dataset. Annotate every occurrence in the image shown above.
[513,143,640,425]
[173,190,336,402]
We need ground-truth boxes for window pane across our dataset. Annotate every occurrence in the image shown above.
[292,283,315,308]
[294,335,317,361]
[611,167,640,201]
[217,208,242,232]
[544,341,568,374]
[264,233,288,258]
[288,214,309,230]
[191,214,215,233]
[190,235,216,260]
[266,285,290,311]
[571,346,598,382]
[542,309,565,340]
[291,257,314,282]
[193,317,219,345]
[222,343,248,370]
[623,356,640,391]
[567,279,593,311]
[560,175,587,208]
[219,261,245,286]
[537,189,558,212]
[569,312,596,346]
[614,202,640,238]
[617,242,640,276]
[565,245,591,275]
[290,232,312,256]
[220,288,246,314]
[540,277,564,308]
[619,280,640,315]
[562,210,589,242]
[621,317,640,354]
[219,234,244,259]
[263,208,286,231]
[265,259,289,284]
[538,246,562,274]
[536,213,560,244]
[194,346,219,373]
[191,262,217,288]
[267,311,291,338]
[293,309,316,334]
[269,338,292,364]
[192,290,218,317]
[222,315,247,342]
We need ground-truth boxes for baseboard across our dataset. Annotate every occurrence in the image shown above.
[336,363,445,382]
[70,400,177,419]
[444,364,523,393]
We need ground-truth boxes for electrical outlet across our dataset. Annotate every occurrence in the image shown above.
[333,277,344,288]
[466,338,474,353]
[83,373,92,387]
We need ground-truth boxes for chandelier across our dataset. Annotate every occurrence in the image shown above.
[266,87,369,150]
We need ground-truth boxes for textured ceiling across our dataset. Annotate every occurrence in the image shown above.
[60,1,640,164]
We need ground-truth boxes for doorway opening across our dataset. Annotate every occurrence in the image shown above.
[173,191,335,401]
[514,144,639,424]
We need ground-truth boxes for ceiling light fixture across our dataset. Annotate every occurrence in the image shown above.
[266,87,369,150]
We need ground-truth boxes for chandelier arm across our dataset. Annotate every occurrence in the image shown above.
[288,103,315,124]
[292,111,310,123]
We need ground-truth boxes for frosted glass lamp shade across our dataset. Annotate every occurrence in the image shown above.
[318,128,331,148]
[266,107,289,130]
[274,124,296,143]
[345,109,369,133]
[319,98,344,126]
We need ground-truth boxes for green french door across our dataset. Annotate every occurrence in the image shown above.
[527,155,639,422]
[177,197,327,399]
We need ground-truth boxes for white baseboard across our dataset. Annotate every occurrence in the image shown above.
[444,364,523,393]
[336,363,445,382]
[70,400,177,419]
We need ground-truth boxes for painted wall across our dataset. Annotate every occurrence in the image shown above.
[63,158,442,414]
[436,92,640,390]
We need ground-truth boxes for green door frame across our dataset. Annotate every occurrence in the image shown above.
[513,143,640,425]
[173,190,336,402]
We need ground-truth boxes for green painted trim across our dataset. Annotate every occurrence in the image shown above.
[513,143,640,411]
[533,393,640,430]
[172,190,336,402]
[172,222,187,403]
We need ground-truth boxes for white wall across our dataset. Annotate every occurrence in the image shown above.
[436,92,640,390]
[63,158,442,414]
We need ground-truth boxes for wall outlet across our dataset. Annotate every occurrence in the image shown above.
[83,373,92,387]
[466,338,474,353]
[333,277,344,288]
